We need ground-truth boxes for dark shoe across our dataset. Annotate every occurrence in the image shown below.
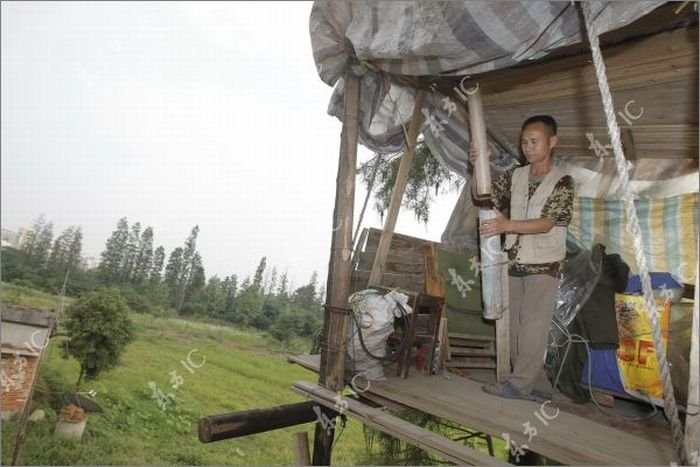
[482,380,538,401]
[530,389,553,402]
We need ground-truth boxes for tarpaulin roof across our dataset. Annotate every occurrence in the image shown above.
[310,1,698,198]
[312,2,659,147]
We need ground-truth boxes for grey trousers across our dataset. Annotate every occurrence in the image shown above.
[508,274,559,394]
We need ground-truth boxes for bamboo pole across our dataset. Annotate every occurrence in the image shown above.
[293,432,311,466]
[465,85,510,379]
[313,73,360,465]
[684,240,699,463]
[368,90,426,287]
[467,85,491,198]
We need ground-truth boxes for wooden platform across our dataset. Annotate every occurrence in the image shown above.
[292,381,508,466]
[289,354,676,465]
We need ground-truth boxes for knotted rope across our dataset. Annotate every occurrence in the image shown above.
[580,3,686,464]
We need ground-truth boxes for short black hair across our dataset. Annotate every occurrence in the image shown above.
[521,115,557,136]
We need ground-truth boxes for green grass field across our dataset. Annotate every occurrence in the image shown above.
[1,284,370,465]
[1,283,506,465]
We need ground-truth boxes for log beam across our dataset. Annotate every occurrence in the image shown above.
[198,402,318,443]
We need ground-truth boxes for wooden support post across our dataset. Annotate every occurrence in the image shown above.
[313,73,360,465]
[422,243,444,298]
[293,432,311,466]
[368,90,426,287]
[495,307,510,382]
[684,241,699,462]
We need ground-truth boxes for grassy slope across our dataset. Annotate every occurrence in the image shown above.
[1,284,368,465]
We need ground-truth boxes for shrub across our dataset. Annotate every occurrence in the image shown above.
[63,288,135,387]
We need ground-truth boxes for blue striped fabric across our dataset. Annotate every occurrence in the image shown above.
[567,193,698,283]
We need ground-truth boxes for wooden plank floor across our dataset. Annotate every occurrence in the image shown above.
[292,381,509,466]
[289,354,676,465]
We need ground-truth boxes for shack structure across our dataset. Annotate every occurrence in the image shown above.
[1,306,56,419]
[199,2,699,464]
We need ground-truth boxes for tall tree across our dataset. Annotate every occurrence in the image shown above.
[277,270,289,299]
[66,227,83,272]
[24,216,54,269]
[222,274,238,320]
[201,276,226,319]
[164,246,184,301]
[48,226,73,272]
[121,222,142,281]
[235,276,263,326]
[173,226,200,313]
[48,226,83,275]
[99,217,130,282]
[267,267,278,296]
[132,227,154,284]
[150,245,165,282]
[317,284,326,305]
[186,252,206,302]
[251,256,267,294]
[34,221,53,269]
[292,271,320,310]
[21,214,46,261]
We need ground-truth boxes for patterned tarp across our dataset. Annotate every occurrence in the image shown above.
[567,193,698,282]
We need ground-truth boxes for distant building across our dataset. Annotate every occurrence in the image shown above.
[82,256,100,270]
[1,229,19,249]
[1,305,57,419]
[17,228,33,248]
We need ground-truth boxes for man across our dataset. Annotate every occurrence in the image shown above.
[471,115,574,400]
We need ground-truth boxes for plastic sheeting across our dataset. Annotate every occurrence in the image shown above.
[346,289,413,381]
[544,246,603,389]
[310,0,663,162]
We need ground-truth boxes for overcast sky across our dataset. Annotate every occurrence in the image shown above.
[1,1,459,288]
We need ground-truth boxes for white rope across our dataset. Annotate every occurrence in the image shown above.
[580,3,687,464]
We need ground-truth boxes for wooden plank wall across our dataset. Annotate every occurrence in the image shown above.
[478,27,698,162]
[352,227,438,293]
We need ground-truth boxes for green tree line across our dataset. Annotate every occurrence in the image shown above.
[2,215,324,342]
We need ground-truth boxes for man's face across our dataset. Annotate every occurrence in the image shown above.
[520,122,558,165]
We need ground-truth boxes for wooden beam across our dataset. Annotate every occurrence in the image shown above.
[198,402,318,443]
[293,381,510,466]
[313,73,360,465]
[368,90,426,287]
[422,244,444,297]
[293,432,311,466]
[620,127,638,160]
[685,238,699,463]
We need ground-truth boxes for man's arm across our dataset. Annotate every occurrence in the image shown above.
[481,175,574,237]
[479,211,555,237]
